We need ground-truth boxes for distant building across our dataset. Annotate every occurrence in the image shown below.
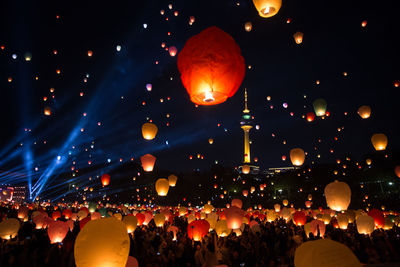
[11,186,27,202]
[264,167,299,176]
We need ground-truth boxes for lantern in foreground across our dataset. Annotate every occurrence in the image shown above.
[244,22,252,32]
[324,181,351,211]
[225,206,245,230]
[293,32,304,44]
[295,239,361,267]
[48,221,69,243]
[252,0,282,18]
[371,133,388,151]
[177,26,245,105]
[141,154,156,172]
[309,219,325,237]
[313,98,327,116]
[155,178,170,196]
[168,174,178,187]
[356,215,375,235]
[290,148,305,166]
[0,218,20,240]
[357,105,371,119]
[74,218,130,267]
[141,122,158,140]
[101,174,110,187]
[187,220,210,241]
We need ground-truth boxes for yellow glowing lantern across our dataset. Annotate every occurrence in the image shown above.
[357,105,371,119]
[282,199,289,206]
[203,204,213,214]
[252,0,282,18]
[274,204,281,212]
[290,148,305,166]
[44,106,52,116]
[179,207,187,216]
[244,22,252,32]
[371,133,388,151]
[154,213,166,227]
[324,180,351,211]
[168,174,178,187]
[47,221,69,243]
[0,218,20,240]
[337,214,349,229]
[74,218,130,267]
[242,165,250,174]
[356,215,375,235]
[141,122,158,140]
[208,138,214,144]
[215,220,231,237]
[366,159,372,165]
[293,32,304,44]
[122,216,137,234]
[155,178,169,196]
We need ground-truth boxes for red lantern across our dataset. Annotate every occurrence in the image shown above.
[225,206,245,229]
[177,26,245,105]
[293,211,306,226]
[52,211,61,221]
[187,219,210,241]
[136,213,146,226]
[368,209,384,228]
[306,112,315,122]
[140,154,156,172]
[101,174,110,186]
[62,209,72,219]
[47,221,69,243]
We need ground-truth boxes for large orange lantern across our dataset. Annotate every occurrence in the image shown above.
[177,26,245,105]
[252,0,282,18]
[371,133,388,151]
[141,154,156,172]
[225,206,245,229]
[290,148,305,166]
[357,105,371,119]
[74,218,130,267]
[155,178,170,196]
[187,220,210,241]
[141,122,158,140]
[101,174,110,186]
[168,174,178,187]
[47,221,69,243]
[324,180,351,211]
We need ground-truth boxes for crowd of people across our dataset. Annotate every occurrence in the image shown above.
[1,205,400,267]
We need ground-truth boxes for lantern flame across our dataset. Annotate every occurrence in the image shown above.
[203,91,215,103]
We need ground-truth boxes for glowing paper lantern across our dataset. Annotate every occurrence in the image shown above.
[356,215,375,235]
[371,133,388,151]
[290,148,305,166]
[294,239,361,267]
[101,174,110,186]
[125,256,139,267]
[141,123,158,140]
[293,32,304,44]
[282,199,289,206]
[187,220,210,241]
[135,213,145,226]
[244,22,252,32]
[155,178,170,196]
[252,0,282,18]
[231,199,243,209]
[142,212,153,225]
[0,218,20,240]
[177,26,245,105]
[44,107,52,116]
[337,214,349,229]
[203,204,213,214]
[274,204,281,213]
[306,112,315,122]
[324,181,351,211]
[242,165,250,174]
[74,218,130,267]
[215,220,231,237]
[313,98,327,116]
[309,219,325,237]
[154,213,166,227]
[63,209,72,219]
[225,206,245,229]
[123,216,138,234]
[47,221,69,243]
[208,138,214,144]
[293,211,306,226]
[141,154,156,172]
[357,105,371,119]
[242,190,248,197]
[169,46,177,57]
[395,166,400,178]
[305,201,312,208]
[18,206,28,219]
[168,174,178,187]
[368,209,384,228]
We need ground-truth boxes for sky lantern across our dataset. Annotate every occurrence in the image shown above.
[122,215,138,233]
[293,211,306,226]
[74,218,130,267]
[126,256,139,267]
[361,20,367,27]
[282,199,288,206]
[242,165,250,174]
[395,166,400,178]
[203,204,213,214]
[44,106,52,116]
[356,215,375,235]
[177,26,245,105]
[371,133,388,151]
[135,213,145,226]
[101,174,110,187]
[87,50,93,57]
[208,138,214,144]
[154,213,166,227]
[295,239,361,267]
[337,214,349,229]
[141,154,156,172]
[63,209,72,219]
[244,22,252,32]
[231,199,243,209]
[313,98,327,116]
[141,122,158,140]
[187,220,210,241]
[0,218,20,240]
[169,46,177,57]
[24,52,32,61]
[357,105,371,119]
[242,190,248,197]
[274,204,281,212]
[18,206,28,219]
[293,32,304,44]
[47,221,69,243]
[367,209,384,228]
[155,178,170,196]
[290,148,305,166]
[305,201,312,208]
[306,112,315,122]
[225,206,245,229]
[324,181,351,211]
[252,0,282,18]
[168,174,178,187]
[366,158,372,165]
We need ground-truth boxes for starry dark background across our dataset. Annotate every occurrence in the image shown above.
[0,0,400,200]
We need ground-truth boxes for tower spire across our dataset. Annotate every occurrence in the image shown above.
[243,88,250,114]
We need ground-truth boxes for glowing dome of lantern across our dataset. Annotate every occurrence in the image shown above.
[290,148,305,166]
[208,138,214,144]
[177,26,245,105]
[153,213,166,227]
[0,218,20,240]
[324,180,351,211]
[252,0,282,18]
[242,164,250,174]
[274,204,281,212]
[155,178,170,196]
[74,217,130,267]
[141,122,158,140]
[141,154,156,172]
[215,220,231,237]
[366,158,372,165]
[337,214,349,229]
[44,106,52,116]
[168,174,178,187]
[282,199,289,206]
[244,22,252,32]
[169,46,177,57]
[101,174,110,186]
[356,215,375,235]
[24,52,32,61]
[225,206,245,229]
[293,32,304,44]
[313,98,327,116]
[293,211,306,226]
[371,133,388,151]
[187,219,210,241]
[47,221,69,244]
[203,204,214,214]
[306,112,315,122]
[357,105,371,119]
[122,215,138,233]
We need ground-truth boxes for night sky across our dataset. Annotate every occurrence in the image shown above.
[1,0,400,200]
